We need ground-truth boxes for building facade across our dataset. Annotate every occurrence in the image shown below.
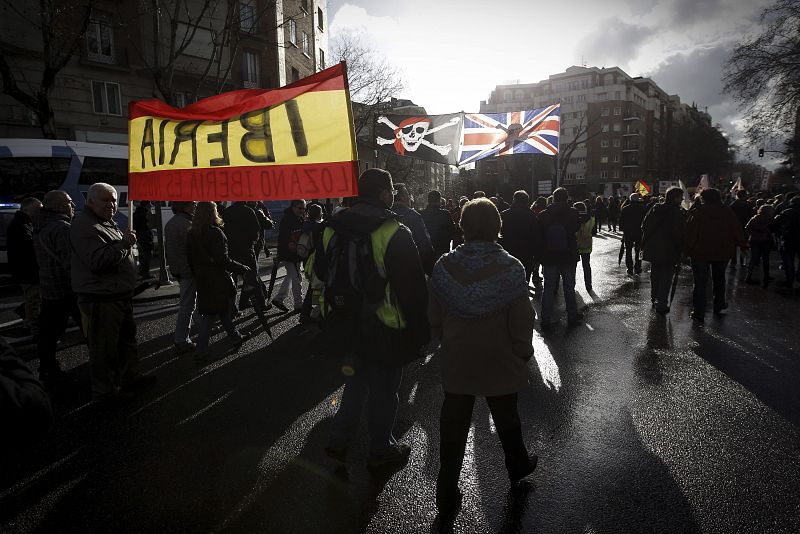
[0,0,327,144]
[478,65,710,198]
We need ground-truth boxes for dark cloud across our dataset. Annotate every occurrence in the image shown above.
[576,18,653,67]
[647,45,732,108]
[669,0,728,26]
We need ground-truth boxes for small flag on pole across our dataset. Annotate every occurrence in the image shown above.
[678,180,692,210]
[730,177,744,196]
[634,180,651,196]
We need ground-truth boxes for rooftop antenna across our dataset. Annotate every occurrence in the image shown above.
[581,55,587,67]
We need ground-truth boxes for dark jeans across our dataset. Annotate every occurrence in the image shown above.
[37,294,81,372]
[232,256,268,315]
[650,261,674,312]
[196,311,239,354]
[541,263,577,324]
[691,260,727,317]
[624,236,641,272]
[437,393,531,499]
[78,299,140,399]
[579,253,592,290]
[747,243,770,281]
[782,246,800,285]
[138,243,153,276]
[328,361,403,456]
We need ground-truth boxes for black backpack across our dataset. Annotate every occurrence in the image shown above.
[321,226,387,320]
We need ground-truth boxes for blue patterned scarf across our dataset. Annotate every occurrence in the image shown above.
[431,241,528,319]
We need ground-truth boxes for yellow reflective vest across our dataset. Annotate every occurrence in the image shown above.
[320,219,406,329]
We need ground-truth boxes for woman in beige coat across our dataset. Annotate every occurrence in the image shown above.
[428,198,537,519]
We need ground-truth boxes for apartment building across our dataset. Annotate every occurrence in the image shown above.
[0,0,327,144]
[479,65,697,198]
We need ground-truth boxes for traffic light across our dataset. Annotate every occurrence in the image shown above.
[759,148,764,157]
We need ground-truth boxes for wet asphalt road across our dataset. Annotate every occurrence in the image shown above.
[1,233,799,534]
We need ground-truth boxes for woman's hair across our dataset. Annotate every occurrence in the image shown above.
[190,201,222,233]
[460,198,501,242]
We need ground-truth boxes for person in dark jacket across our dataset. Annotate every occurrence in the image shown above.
[641,187,685,314]
[607,196,620,232]
[33,191,80,384]
[188,202,251,361]
[773,196,800,287]
[744,205,775,287]
[8,197,42,333]
[729,190,753,267]
[500,190,540,283]
[619,193,648,274]
[392,183,435,275]
[317,169,429,470]
[537,187,581,326]
[684,188,747,324]
[222,201,271,321]
[165,201,198,353]
[272,199,306,311]
[71,183,155,403]
[133,201,153,278]
[594,196,608,234]
[421,190,456,259]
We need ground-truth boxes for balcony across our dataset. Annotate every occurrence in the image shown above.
[622,146,639,152]
[623,115,641,121]
[622,161,640,168]
[623,129,640,136]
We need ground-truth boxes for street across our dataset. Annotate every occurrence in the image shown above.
[1,234,799,534]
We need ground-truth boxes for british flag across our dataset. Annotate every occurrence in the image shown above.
[458,104,560,166]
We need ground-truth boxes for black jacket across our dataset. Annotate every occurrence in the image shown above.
[7,211,39,284]
[537,202,579,265]
[187,225,247,315]
[222,202,260,264]
[619,201,647,240]
[500,203,540,268]
[729,199,753,229]
[315,199,430,363]
[421,205,456,258]
[276,207,305,262]
[774,204,800,248]
[641,202,685,264]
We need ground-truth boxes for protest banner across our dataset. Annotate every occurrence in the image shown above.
[128,63,358,201]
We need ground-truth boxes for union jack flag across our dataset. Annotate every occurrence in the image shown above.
[458,104,560,166]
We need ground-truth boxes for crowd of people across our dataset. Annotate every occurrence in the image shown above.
[2,170,800,522]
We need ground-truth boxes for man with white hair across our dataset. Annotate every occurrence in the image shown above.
[70,183,155,403]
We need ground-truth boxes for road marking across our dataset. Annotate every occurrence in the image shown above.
[0,448,82,500]
[178,390,233,425]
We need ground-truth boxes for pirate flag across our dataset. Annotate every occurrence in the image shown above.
[375,113,462,165]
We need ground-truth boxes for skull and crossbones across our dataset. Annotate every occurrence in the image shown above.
[376,116,461,156]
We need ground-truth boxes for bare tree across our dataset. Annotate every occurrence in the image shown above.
[722,0,800,170]
[0,0,94,138]
[554,108,603,185]
[330,29,404,136]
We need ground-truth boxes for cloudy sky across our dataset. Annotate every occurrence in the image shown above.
[328,0,776,166]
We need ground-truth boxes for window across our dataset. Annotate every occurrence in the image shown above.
[78,157,128,186]
[600,156,609,163]
[601,108,609,116]
[174,92,187,108]
[302,31,309,56]
[240,0,255,32]
[611,170,620,179]
[615,91,622,99]
[600,140,609,148]
[300,0,309,13]
[613,154,620,162]
[597,92,607,101]
[0,158,71,201]
[319,48,325,69]
[242,51,260,88]
[613,107,621,115]
[600,170,608,179]
[317,7,324,30]
[613,139,621,147]
[86,16,114,63]
[601,124,609,132]
[91,81,121,115]
[503,91,513,102]
[577,94,586,102]
[288,19,297,45]
[613,123,621,132]
[291,67,300,82]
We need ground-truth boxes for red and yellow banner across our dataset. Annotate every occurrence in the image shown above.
[635,180,651,196]
[128,63,358,201]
